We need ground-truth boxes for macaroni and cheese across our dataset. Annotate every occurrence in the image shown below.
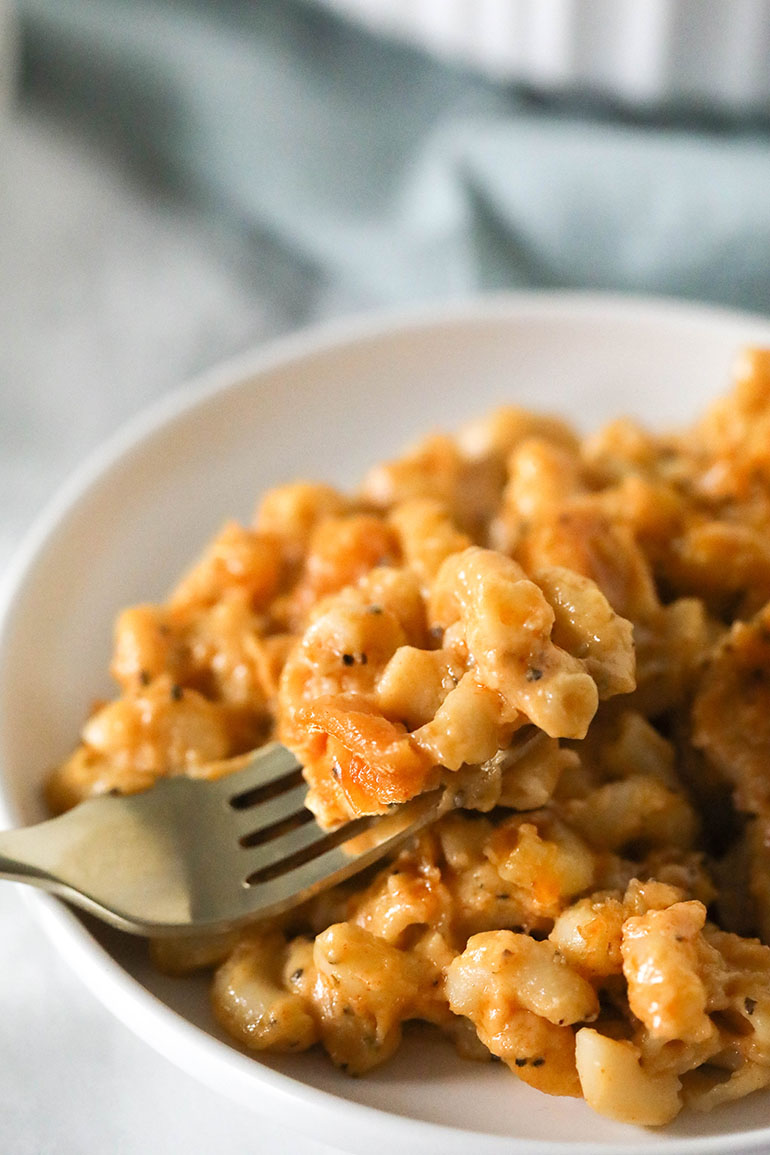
[48,348,770,1125]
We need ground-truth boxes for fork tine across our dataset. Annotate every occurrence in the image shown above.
[229,782,310,839]
[245,843,376,915]
[243,796,444,916]
[238,810,350,877]
[208,743,303,803]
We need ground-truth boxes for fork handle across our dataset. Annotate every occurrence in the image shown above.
[0,856,51,885]
[0,812,87,888]
[0,819,123,926]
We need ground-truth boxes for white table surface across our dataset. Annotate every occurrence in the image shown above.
[0,105,352,1155]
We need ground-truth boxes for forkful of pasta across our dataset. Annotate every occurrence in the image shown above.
[0,541,635,937]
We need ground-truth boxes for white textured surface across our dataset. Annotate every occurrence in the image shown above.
[316,0,770,110]
[0,108,339,1155]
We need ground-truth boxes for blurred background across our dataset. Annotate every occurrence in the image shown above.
[4,0,770,569]
[2,1,770,1152]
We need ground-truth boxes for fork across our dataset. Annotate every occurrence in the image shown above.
[0,742,449,937]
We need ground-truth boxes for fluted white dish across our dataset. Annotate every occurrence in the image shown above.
[0,0,16,125]
[4,294,770,1154]
[315,0,770,113]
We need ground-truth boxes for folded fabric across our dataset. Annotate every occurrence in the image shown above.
[18,0,770,314]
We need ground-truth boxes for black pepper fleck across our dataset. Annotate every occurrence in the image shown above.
[139,669,151,686]
[170,683,183,701]
[532,1058,545,1068]
[526,668,543,682]
[514,1058,528,1067]
[746,997,757,1016]
[291,968,304,982]
[342,653,355,667]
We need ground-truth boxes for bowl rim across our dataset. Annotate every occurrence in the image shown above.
[5,289,770,1155]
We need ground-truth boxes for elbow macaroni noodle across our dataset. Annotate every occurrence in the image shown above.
[48,348,770,1125]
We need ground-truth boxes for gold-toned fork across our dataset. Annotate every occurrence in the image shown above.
[0,742,447,937]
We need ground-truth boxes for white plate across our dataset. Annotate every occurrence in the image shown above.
[4,293,770,1155]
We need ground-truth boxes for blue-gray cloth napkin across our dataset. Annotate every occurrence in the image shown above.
[17,0,770,315]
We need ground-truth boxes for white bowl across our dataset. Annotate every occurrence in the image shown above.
[314,0,770,114]
[4,293,770,1155]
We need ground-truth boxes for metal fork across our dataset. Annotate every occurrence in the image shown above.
[0,743,448,937]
